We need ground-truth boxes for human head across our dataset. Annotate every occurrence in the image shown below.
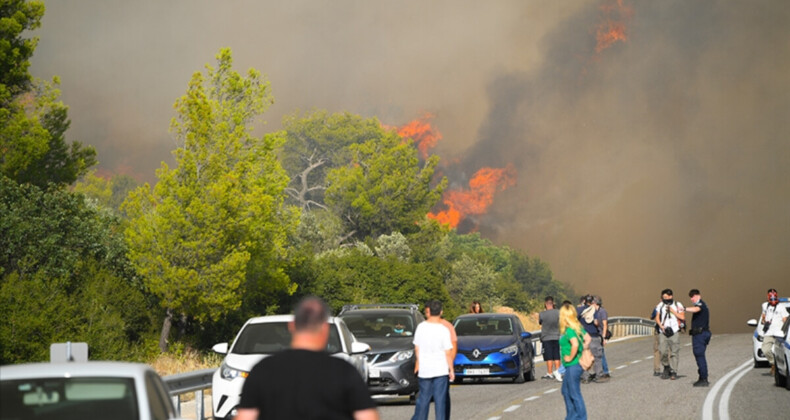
[394,320,405,333]
[661,289,674,304]
[293,296,330,332]
[584,295,594,305]
[559,303,582,334]
[767,288,779,306]
[689,289,701,304]
[593,296,602,307]
[470,301,482,313]
[428,300,443,318]
[544,296,554,309]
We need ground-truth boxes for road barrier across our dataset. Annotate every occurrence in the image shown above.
[164,316,656,419]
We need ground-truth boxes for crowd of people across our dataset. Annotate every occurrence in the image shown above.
[231,288,786,420]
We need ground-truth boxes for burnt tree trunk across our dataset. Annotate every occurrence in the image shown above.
[159,308,173,353]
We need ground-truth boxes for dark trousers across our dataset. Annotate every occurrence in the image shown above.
[412,375,449,420]
[692,330,711,380]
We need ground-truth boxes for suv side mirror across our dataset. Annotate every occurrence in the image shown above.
[746,319,758,327]
[212,342,229,354]
[351,342,371,354]
[521,331,532,339]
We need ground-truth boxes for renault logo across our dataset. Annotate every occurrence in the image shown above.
[472,348,481,358]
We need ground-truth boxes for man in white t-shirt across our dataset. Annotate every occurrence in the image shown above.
[411,300,454,420]
[655,288,685,380]
[761,288,789,377]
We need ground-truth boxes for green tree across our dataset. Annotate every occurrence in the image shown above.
[280,111,385,210]
[123,48,299,352]
[74,170,139,213]
[1,1,96,187]
[325,135,446,239]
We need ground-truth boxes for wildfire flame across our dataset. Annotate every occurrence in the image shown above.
[428,165,517,228]
[395,113,442,159]
[595,0,632,53]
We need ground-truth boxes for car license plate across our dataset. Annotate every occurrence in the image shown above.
[369,368,381,378]
[464,368,489,375]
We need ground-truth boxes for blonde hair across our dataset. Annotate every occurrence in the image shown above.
[559,303,583,336]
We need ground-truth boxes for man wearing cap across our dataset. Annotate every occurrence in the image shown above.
[685,289,710,387]
[761,288,788,377]
[593,296,611,379]
[579,295,607,383]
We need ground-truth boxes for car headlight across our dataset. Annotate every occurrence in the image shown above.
[499,344,519,356]
[388,350,414,363]
[220,362,249,380]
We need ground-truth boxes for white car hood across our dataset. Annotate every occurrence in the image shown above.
[223,353,270,372]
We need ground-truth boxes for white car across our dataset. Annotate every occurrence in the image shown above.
[773,308,790,390]
[210,315,370,419]
[0,361,186,420]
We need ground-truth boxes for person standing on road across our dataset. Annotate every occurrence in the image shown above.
[560,302,589,420]
[655,289,685,380]
[412,300,454,420]
[593,296,611,379]
[579,295,606,383]
[761,288,788,377]
[539,296,562,382]
[424,300,458,419]
[685,289,711,387]
[236,296,379,420]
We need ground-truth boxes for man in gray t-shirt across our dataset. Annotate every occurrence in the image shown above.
[539,296,562,381]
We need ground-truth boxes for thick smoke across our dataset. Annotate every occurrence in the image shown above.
[31,1,789,331]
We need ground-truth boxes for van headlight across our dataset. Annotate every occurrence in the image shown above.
[499,344,518,356]
[388,350,414,362]
[220,362,249,380]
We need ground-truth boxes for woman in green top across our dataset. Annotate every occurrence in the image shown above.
[559,303,589,420]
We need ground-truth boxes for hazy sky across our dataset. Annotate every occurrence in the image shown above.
[31,0,790,332]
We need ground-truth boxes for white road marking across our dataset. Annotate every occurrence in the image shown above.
[702,359,751,420]
[631,360,642,364]
[486,417,501,420]
[543,388,559,394]
[646,355,654,359]
[503,405,521,412]
[719,361,752,420]
[616,364,628,370]
[524,396,540,402]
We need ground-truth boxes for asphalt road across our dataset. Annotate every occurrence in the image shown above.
[374,333,790,420]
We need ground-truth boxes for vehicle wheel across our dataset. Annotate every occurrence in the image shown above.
[514,363,526,384]
[453,376,463,384]
[525,367,535,382]
[785,358,790,391]
[775,362,788,388]
[409,392,417,405]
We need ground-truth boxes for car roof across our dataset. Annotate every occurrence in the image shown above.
[0,361,155,381]
[244,314,342,325]
[339,308,418,316]
[455,313,515,320]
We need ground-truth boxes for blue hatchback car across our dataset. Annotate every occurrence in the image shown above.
[452,313,535,383]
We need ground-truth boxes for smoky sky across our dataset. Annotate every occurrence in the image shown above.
[31,0,789,332]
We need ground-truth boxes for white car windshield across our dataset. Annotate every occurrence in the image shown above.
[0,377,138,420]
[231,322,343,354]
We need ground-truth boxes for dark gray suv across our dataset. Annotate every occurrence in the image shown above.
[339,304,425,401]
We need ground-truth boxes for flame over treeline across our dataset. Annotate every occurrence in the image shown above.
[390,116,518,229]
[595,0,632,53]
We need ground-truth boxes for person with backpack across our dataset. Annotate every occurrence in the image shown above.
[579,295,606,383]
[654,289,685,380]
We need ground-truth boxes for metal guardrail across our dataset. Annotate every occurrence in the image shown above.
[164,317,656,419]
[164,368,215,419]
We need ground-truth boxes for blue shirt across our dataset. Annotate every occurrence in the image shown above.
[691,300,709,329]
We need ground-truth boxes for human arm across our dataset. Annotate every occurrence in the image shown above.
[354,408,380,420]
[234,408,259,420]
[670,304,685,321]
[446,348,456,381]
[413,345,420,374]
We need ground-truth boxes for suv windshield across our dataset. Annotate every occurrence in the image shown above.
[454,317,513,336]
[231,322,343,354]
[342,313,416,338]
[0,377,138,420]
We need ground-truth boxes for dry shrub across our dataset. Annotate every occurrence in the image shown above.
[494,306,541,332]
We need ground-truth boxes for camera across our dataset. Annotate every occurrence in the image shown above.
[762,321,771,334]
[664,328,675,338]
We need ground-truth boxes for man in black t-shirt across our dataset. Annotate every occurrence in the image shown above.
[685,289,710,387]
[236,297,379,420]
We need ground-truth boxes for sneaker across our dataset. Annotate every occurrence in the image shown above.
[553,371,563,382]
[654,371,662,377]
[594,376,610,383]
[600,373,611,379]
[693,378,709,387]
[661,370,670,380]
[670,371,677,380]
[542,374,554,380]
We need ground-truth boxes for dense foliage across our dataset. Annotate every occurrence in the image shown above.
[1,1,575,362]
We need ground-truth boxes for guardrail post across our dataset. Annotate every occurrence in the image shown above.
[195,389,204,419]
[172,395,181,416]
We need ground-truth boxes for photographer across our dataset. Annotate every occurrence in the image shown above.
[654,289,685,380]
[685,289,710,387]
[761,289,788,377]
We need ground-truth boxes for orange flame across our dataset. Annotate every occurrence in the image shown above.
[595,0,632,53]
[428,165,516,228]
[395,113,442,159]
